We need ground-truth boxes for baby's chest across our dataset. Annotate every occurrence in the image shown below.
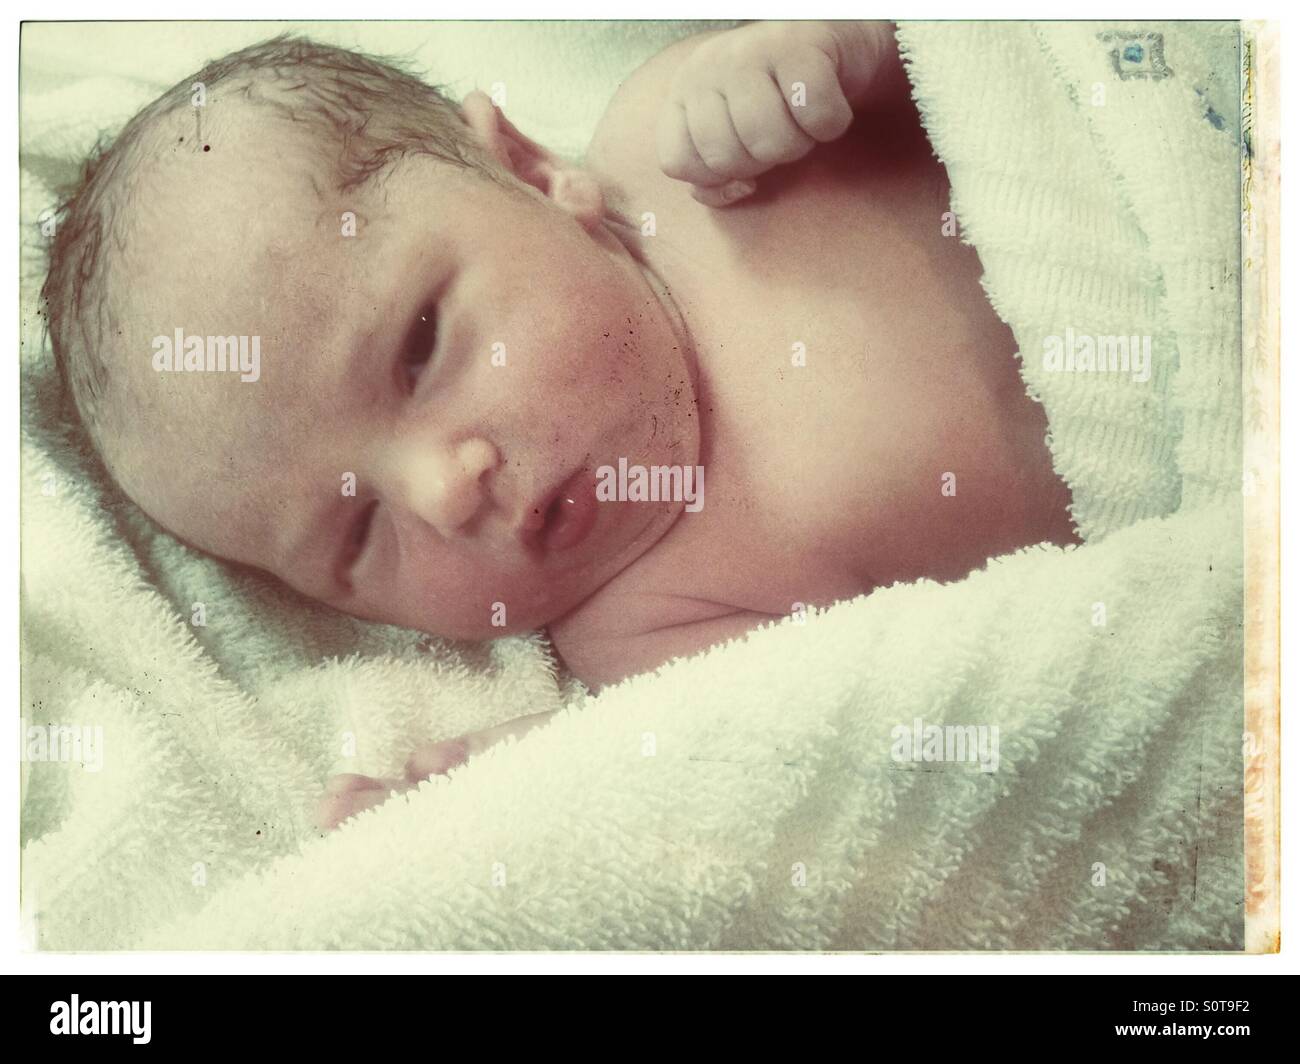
[587,116,1071,623]
[679,144,1016,526]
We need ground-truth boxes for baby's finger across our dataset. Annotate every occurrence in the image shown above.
[314,785,394,831]
[684,89,765,181]
[323,772,405,796]
[773,47,854,143]
[727,68,816,167]
[404,738,470,782]
[462,709,561,755]
[657,100,728,189]
[404,709,562,783]
[691,179,757,208]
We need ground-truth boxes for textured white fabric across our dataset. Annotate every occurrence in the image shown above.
[896,21,1241,539]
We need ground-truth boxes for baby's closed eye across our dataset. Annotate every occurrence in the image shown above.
[399,302,440,392]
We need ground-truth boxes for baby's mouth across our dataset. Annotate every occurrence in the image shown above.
[527,469,599,553]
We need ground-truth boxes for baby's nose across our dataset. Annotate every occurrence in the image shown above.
[395,436,500,539]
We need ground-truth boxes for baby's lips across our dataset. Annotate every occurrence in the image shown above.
[542,470,599,552]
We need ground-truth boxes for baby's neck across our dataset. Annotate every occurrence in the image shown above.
[600,205,702,384]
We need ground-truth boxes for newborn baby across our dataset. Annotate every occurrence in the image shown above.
[41,22,1077,827]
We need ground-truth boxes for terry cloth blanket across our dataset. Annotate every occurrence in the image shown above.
[20,21,1249,950]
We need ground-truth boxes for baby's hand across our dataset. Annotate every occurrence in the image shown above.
[313,710,560,831]
[657,21,888,207]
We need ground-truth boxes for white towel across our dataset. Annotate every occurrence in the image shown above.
[21,21,1248,950]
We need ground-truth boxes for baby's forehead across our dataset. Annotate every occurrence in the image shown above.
[91,96,412,564]
[110,131,351,429]
[107,92,451,429]
[132,108,328,239]
[121,120,354,323]
[103,282,340,567]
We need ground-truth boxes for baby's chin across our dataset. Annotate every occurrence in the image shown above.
[408,594,581,643]
[415,529,667,640]
[361,570,587,642]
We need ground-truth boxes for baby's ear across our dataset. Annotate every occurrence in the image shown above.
[461,89,604,230]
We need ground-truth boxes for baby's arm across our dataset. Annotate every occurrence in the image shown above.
[656,20,908,206]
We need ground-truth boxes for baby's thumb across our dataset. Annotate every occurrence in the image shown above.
[691,178,756,208]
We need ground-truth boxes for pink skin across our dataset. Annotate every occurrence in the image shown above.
[109,92,701,643]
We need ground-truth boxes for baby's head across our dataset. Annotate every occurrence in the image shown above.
[41,34,700,640]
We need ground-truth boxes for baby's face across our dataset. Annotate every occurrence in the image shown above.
[110,110,700,638]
